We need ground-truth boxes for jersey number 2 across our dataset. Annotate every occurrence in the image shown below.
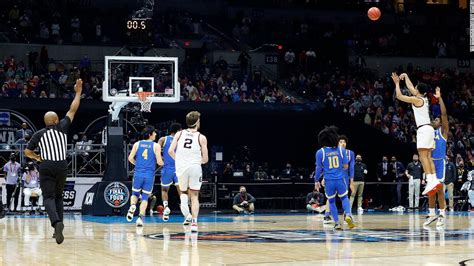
[184,139,192,149]
[142,149,148,160]
[328,156,339,169]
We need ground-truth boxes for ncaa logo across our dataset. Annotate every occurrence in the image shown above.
[104,182,130,208]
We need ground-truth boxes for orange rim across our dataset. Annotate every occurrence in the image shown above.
[137,92,154,101]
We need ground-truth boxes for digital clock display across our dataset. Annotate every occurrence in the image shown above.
[126,19,148,30]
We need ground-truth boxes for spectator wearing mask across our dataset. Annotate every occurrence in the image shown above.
[22,162,43,212]
[350,154,367,213]
[306,189,325,213]
[457,160,468,190]
[444,156,457,211]
[253,166,268,180]
[390,156,405,208]
[2,153,21,212]
[406,154,423,209]
[279,163,296,179]
[233,186,256,214]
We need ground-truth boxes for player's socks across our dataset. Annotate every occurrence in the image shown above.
[328,199,339,223]
[180,194,190,217]
[163,201,168,208]
[136,215,143,227]
[439,209,445,216]
[190,218,198,232]
[163,207,171,222]
[340,195,352,217]
[127,205,136,222]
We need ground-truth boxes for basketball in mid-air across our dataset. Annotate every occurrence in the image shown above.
[367,7,381,21]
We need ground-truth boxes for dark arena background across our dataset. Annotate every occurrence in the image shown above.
[0,0,473,265]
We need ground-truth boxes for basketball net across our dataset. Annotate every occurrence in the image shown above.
[136,92,154,112]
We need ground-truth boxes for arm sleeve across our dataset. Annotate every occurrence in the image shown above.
[26,131,42,151]
[315,149,323,182]
[349,150,355,178]
[60,116,72,133]
[248,194,256,203]
[233,194,240,205]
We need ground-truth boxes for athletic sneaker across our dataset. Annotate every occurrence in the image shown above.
[422,176,443,196]
[136,216,143,227]
[423,215,438,226]
[323,216,333,224]
[183,214,192,225]
[127,205,136,222]
[333,223,342,231]
[357,207,364,214]
[344,214,355,229]
[54,222,64,245]
[191,223,198,233]
[163,207,171,222]
[436,215,445,227]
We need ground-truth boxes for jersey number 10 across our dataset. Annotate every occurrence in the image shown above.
[328,156,339,169]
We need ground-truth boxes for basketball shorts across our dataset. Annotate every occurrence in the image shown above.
[433,159,446,182]
[324,179,348,199]
[176,165,202,191]
[416,125,435,149]
[132,172,155,195]
[161,168,178,187]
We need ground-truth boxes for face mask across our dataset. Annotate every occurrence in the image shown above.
[383,159,387,162]
[356,159,361,163]
[391,160,396,163]
[414,159,418,163]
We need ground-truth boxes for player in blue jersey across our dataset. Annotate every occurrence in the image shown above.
[157,123,182,222]
[322,134,356,223]
[314,126,355,230]
[126,126,163,227]
[424,87,448,227]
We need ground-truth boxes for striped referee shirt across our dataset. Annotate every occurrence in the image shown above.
[27,117,70,161]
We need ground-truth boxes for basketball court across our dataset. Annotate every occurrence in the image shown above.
[1,212,473,265]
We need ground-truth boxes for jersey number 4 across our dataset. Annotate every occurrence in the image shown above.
[142,149,148,160]
[328,156,339,169]
[184,139,193,149]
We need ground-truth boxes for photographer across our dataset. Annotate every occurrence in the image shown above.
[306,189,325,213]
[232,186,256,214]
[22,162,43,212]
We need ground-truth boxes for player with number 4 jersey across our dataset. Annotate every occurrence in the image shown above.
[126,126,163,227]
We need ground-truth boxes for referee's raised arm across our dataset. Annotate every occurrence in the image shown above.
[66,79,83,122]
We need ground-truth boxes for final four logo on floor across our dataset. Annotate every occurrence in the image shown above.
[104,182,129,208]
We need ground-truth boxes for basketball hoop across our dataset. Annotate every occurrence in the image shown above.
[136,92,155,112]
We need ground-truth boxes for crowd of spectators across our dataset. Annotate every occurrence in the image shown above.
[285,58,473,166]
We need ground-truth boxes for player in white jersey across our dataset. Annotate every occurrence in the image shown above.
[392,73,440,196]
[168,111,209,233]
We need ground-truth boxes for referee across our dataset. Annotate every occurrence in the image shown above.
[25,79,82,245]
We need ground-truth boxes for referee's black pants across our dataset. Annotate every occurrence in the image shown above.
[39,161,67,227]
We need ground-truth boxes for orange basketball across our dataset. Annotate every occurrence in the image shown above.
[367,7,381,21]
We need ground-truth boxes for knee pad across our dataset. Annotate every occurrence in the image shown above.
[133,191,141,198]
[180,194,189,205]
[141,193,150,202]
[328,197,336,204]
